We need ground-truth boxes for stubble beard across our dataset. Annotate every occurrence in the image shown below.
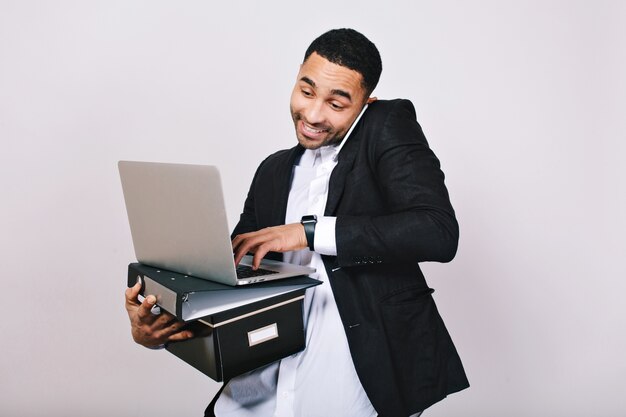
[291,111,344,150]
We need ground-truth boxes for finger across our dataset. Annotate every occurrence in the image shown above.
[232,233,253,265]
[252,242,273,269]
[232,231,258,252]
[133,312,182,346]
[231,233,244,251]
[234,234,265,266]
[154,311,180,328]
[233,243,246,266]
[125,281,142,306]
[167,329,195,343]
[136,294,158,321]
[125,284,142,315]
[152,320,190,342]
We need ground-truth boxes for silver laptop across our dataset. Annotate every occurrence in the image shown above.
[118,161,315,285]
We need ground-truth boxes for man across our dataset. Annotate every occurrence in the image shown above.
[125,28,469,417]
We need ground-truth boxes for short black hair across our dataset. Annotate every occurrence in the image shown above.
[304,28,382,96]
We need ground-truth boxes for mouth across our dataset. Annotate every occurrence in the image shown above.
[299,121,330,139]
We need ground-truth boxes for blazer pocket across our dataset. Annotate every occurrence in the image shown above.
[379,285,434,305]
[379,286,438,388]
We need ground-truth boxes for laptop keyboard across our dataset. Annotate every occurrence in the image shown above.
[236,264,279,279]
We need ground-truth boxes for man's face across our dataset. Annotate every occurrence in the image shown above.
[290,52,369,150]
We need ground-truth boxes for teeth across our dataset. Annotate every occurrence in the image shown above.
[303,124,325,134]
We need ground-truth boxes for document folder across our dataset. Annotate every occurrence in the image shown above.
[127,263,320,321]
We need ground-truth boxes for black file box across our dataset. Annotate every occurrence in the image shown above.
[127,263,320,381]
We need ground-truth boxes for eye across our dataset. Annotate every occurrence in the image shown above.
[329,101,344,110]
[301,89,313,97]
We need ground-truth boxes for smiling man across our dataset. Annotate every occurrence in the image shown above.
[290,53,369,149]
[126,28,469,417]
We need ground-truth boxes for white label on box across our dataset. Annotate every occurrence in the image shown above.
[248,323,279,347]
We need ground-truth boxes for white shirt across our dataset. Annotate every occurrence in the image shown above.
[214,145,376,417]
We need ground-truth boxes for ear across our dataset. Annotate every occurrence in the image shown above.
[367,97,378,104]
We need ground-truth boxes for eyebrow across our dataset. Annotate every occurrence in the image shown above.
[300,76,353,102]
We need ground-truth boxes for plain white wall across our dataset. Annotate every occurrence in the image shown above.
[1,1,624,416]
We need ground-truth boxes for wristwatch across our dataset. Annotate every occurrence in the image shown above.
[300,215,317,251]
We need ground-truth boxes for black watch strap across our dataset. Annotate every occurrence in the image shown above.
[301,215,317,251]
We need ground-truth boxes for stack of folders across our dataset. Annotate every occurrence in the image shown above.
[128,263,321,382]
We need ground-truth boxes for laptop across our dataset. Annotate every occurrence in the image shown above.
[118,161,315,285]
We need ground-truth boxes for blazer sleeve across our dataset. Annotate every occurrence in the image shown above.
[335,99,459,266]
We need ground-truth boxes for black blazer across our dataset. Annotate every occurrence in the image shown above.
[232,99,469,416]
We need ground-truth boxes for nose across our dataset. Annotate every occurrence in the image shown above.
[303,99,325,125]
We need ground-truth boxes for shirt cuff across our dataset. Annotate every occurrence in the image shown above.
[313,216,337,256]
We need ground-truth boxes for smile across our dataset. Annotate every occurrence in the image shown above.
[301,122,329,135]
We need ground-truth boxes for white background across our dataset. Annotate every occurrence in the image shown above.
[1,1,625,416]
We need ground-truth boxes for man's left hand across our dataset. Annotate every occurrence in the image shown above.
[232,223,308,269]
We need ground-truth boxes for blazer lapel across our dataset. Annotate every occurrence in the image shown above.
[325,123,362,216]
[271,145,305,226]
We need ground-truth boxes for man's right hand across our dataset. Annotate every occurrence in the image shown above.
[125,281,194,347]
